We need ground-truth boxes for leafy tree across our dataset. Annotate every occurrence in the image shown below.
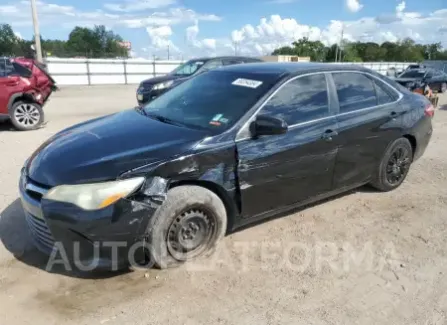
[0,24,23,56]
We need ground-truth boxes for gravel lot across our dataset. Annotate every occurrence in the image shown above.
[1,86,447,325]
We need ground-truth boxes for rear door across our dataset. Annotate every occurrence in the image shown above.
[236,73,339,218]
[0,59,21,115]
[330,71,403,189]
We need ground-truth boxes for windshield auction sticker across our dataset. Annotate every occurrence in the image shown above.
[232,78,263,88]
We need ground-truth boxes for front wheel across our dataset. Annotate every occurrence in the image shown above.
[9,101,44,131]
[145,185,227,269]
[370,138,413,192]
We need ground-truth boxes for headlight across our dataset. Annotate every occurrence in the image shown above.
[43,177,145,211]
[153,80,174,90]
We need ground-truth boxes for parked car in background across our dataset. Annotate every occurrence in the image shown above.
[21,63,434,271]
[0,57,56,131]
[393,68,447,93]
[136,56,263,105]
[422,60,447,73]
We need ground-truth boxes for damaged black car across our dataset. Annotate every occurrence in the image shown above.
[20,63,433,270]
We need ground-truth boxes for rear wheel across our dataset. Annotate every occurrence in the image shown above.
[370,138,413,192]
[145,185,227,269]
[9,101,44,131]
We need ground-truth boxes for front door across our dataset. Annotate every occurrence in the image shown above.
[236,73,339,218]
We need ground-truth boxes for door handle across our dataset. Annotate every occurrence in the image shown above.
[390,111,398,118]
[322,129,338,142]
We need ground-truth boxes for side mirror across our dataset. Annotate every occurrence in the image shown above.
[250,115,288,137]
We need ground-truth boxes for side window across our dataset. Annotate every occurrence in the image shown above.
[223,59,243,66]
[374,80,396,105]
[332,72,377,113]
[202,60,223,70]
[0,59,6,77]
[261,74,329,125]
[5,60,17,76]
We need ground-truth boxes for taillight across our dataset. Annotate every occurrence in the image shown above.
[424,103,435,117]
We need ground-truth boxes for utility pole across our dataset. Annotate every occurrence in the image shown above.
[167,45,170,60]
[30,0,43,63]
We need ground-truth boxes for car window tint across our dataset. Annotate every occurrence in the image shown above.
[261,74,329,125]
[143,70,279,133]
[332,72,377,113]
[374,80,395,105]
[203,60,223,70]
[223,59,242,65]
[0,59,6,77]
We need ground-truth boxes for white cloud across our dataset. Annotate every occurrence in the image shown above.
[121,8,220,28]
[346,0,364,13]
[202,38,217,50]
[144,25,180,58]
[227,2,447,56]
[0,0,220,30]
[104,0,176,12]
[183,21,220,57]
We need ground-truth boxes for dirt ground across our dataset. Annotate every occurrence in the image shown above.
[1,86,447,325]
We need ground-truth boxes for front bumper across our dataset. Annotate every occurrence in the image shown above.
[19,171,157,271]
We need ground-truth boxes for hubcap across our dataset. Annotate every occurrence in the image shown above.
[386,147,411,185]
[167,208,216,260]
[14,104,40,127]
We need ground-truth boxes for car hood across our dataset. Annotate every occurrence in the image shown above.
[141,74,191,86]
[26,109,206,186]
[141,74,179,86]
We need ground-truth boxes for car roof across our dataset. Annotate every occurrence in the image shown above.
[217,62,371,77]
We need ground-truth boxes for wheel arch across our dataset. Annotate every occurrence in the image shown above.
[402,134,417,158]
[169,180,238,234]
[7,92,36,111]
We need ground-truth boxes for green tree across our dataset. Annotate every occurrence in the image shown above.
[66,25,128,58]
[272,37,327,61]
[0,24,24,56]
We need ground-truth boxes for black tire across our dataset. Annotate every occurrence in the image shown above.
[370,138,413,192]
[145,185,227,269]
[9,101,44,131]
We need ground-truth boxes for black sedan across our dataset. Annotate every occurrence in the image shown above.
[20,63,433,271]
[136,56,263,105]
[393,68,447,93]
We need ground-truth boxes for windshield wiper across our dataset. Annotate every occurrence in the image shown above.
[134,105,148,116]
[146,113,185,127]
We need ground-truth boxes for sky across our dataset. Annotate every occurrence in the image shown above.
[0,0,446,59]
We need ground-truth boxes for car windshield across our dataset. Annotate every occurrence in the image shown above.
[399,70,426,78]
[170,60,206,76]
[143,70,278,133]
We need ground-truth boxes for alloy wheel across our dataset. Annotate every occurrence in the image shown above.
[14,103,41,128]
[386,147,411,185]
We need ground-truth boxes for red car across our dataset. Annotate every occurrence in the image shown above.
[0,57,56,131]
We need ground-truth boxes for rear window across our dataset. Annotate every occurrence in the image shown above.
[143,70,279,133]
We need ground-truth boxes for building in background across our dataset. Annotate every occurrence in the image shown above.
[261,55,311,62]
